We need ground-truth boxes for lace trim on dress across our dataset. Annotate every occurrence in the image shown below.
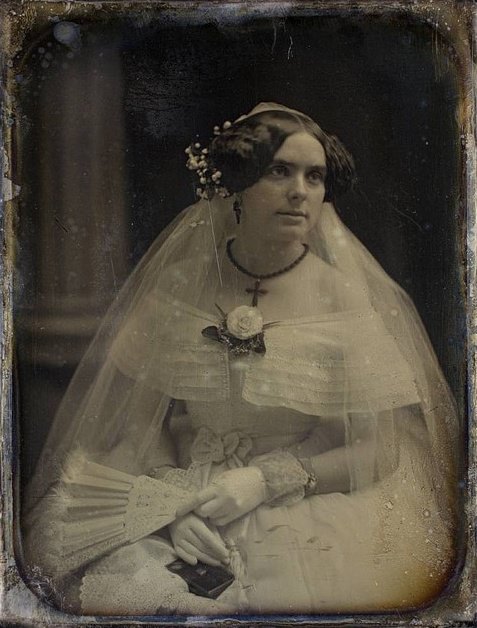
[160,427,254,491]
[110,295,420,414]
[79,537,239,615]
[249,450,309,507]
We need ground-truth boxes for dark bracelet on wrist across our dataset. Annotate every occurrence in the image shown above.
[299,457,319,496]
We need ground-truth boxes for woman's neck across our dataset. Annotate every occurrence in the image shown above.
[230,234,306,276]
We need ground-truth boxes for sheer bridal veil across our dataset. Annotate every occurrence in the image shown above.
[22,103,460,587]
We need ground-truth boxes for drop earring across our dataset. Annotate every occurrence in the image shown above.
[233,196,242,224]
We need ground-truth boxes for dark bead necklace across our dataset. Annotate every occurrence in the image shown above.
[226,238,309,306]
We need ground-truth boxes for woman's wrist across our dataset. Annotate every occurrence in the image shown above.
[248,451,320,506]
[298,457,319,496]
[249,450,309,506]
[244,465,268,503]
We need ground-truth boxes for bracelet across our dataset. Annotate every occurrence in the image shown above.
[299,457,319,497]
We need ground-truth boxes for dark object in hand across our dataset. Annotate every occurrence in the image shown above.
[166,559,235,599]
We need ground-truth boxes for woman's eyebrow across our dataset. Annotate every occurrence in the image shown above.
[271,158,327,173]
[310,164,327,175]
[269,158,292,167]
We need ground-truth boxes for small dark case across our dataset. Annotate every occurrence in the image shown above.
[166,559,235,599]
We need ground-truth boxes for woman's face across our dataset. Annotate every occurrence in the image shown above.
[240,131,327,244]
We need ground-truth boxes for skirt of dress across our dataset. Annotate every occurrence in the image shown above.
[78,435,455,616]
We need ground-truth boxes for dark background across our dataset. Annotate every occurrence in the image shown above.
[15,9,465,486]
[122,13,465,390]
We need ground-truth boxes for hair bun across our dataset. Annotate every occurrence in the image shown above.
[192,109,357,200]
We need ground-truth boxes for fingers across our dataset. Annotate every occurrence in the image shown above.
[171,514,230,565]
[189,520,229,561]
[176,487,217,517]
[178,540,222,567]
[210,513,236,527]
[175,537,220,567]
[175,545,197,566]
[176,496,202,518]
[195,497,223,518]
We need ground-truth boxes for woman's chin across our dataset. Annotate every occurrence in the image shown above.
[273,225,310,243]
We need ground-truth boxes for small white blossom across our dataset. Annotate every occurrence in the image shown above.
[226,305,263,339]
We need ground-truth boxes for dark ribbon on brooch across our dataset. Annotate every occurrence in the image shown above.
[202,325,266,356]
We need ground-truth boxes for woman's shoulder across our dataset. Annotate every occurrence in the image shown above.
[304,252,342,281]
[290,252,368,313]
[154,256,201,288]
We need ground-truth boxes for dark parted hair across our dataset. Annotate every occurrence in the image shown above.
[208,110,356,202]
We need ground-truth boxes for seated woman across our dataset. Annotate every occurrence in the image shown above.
[22,103,459,615]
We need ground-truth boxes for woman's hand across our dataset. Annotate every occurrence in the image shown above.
[178,467,267,526]
[169,513,230,567]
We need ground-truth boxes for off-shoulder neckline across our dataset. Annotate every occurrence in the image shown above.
[156,289,374,327]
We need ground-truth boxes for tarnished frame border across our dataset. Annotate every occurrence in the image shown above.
[0,1,476,626]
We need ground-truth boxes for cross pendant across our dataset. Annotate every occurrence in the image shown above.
[246,280,268,307]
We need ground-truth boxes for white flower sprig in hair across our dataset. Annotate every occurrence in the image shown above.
[185,120,233,199]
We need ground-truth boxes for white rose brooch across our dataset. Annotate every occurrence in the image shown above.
[202,304,275,356]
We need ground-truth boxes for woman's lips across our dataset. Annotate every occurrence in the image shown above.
[276,211,307,223]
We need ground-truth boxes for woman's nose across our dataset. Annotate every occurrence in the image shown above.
[287,174,307,202]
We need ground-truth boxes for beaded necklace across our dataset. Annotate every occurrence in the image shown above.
[226,238,310,306]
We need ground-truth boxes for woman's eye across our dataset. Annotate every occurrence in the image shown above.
[268,165,288,177]
[308,170,325,184]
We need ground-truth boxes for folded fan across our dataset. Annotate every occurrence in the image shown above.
[53,452,194,575]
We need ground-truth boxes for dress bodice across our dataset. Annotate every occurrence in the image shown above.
[111,289,420,417]
[183,364,321,456]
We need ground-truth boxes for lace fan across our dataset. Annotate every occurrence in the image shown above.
[53,452,194,575]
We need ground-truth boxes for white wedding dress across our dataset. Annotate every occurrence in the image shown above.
[22,197,458,617]
[76,294,455,615]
